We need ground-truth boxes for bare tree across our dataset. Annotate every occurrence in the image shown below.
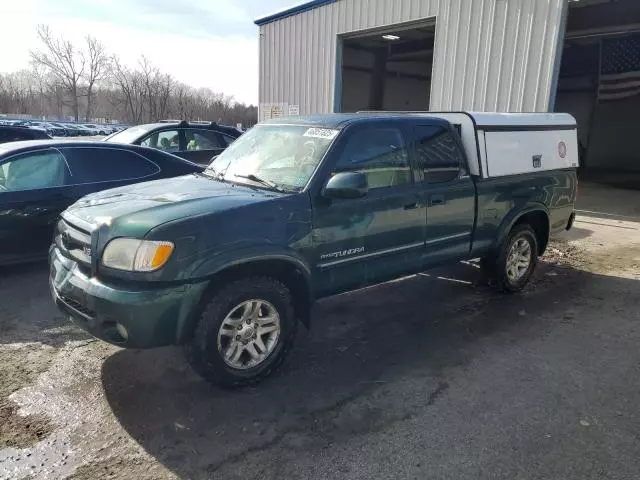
[83,36,109,121]
[30,24,85,120]
[110,56,145,124]
[138,56,172,122]
[172,83,196,120]
[5,27,258,127]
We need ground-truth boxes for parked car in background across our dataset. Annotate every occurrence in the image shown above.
[0,140,202,265]
[60,123,81,136]
[102,128,123,141]
[84,124,109,135]
[0,120,53,135]
[48,122,73,136]
[105,120,242,165]
[0,125,52,144]
[44,122,67,137]
[73,125,95,136]
[17,121,56,136]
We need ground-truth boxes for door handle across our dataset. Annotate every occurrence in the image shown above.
[430,195,446,206]
[403,202,419,210]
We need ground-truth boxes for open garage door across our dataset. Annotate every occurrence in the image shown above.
[556,0,640,179]
[338,23,435,113]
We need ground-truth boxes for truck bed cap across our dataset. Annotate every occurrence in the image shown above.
[465,112,576,129]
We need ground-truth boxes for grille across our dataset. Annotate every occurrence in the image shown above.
[56,219,92,266]
[59,294,96,319]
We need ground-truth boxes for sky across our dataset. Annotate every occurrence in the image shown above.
[0,0,299,105]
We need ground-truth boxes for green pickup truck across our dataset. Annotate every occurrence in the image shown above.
[50,112,578,387]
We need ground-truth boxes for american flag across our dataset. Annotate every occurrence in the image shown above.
[599,34,640,101]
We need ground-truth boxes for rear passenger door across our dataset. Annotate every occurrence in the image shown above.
[139,129,182,154]
[411,125,476,266]
[182,129,226,165]
[312,121,427,296]
[60,147,161,199]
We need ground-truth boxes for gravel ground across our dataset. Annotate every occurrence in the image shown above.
[0,181,638,480]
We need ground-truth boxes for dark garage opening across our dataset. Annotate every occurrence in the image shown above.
[339,24,435,113]
[556,0,640,181]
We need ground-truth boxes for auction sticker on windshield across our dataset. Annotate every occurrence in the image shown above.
[303,128,339,140]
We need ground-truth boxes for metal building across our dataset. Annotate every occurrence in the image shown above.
[256,0,567,118]
[255,0,640,173]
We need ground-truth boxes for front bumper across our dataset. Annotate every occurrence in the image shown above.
[49,247,208,349]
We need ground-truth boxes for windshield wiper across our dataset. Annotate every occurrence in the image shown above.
[203,166,225,182]
[234,174,285,192]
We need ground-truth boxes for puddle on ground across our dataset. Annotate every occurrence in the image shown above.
[0,341,159,480]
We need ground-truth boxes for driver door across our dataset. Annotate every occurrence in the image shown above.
[311,121,427,297]
[0,148,72,264]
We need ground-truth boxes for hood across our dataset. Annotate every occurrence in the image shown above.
[64,174,284,235]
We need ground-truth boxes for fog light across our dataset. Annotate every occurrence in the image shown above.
[116,323,129,341]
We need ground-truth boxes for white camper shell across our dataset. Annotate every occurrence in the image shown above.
[426,112,579,178]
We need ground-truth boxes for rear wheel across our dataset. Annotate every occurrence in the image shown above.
[184,276,297,388]
[483,224,539,293]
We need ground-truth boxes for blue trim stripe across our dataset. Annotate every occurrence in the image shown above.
[255,0,338,26]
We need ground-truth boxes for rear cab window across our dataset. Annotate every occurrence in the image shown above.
[413,125,466,183]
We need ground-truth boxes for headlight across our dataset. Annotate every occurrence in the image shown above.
[102,238,174,272]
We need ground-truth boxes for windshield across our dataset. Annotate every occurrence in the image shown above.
[106,125,153,144]
[204,124,339,192]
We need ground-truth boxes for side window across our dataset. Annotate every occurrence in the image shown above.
[61,148,159,183]
[220,134,237,147]
[333,126,411,189]
[185,130,223,151]
[0,149,68,191]
[140,130,180,152]
[415,126,464,183]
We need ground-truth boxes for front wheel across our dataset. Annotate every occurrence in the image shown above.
[184,276,297,388]
[484,224,539,293]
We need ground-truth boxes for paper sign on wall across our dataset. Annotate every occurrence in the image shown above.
[288,105,300,116]
[271,105,284,118]
[260,103,289,121]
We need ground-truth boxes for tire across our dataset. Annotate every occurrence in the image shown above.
[184,276,297,388]
[484,224,539,293]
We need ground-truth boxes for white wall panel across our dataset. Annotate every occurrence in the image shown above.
[258,0,566,119]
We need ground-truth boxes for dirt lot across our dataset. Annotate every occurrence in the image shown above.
[0,181,639,480]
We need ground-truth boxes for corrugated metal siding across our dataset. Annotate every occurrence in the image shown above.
[259,0,566,118]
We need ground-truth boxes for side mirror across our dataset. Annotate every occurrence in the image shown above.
[324,171,368,199]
